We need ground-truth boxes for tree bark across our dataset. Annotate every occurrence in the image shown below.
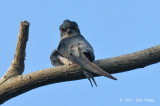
[0,21,29,84]
[0,21,160,104]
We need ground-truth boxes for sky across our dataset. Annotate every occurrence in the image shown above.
[0,0,160,106]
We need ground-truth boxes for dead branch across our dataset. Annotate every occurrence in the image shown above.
[0,21,160,104]
[0,21,29,84]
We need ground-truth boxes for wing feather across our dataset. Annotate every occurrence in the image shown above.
[68,47,117,80]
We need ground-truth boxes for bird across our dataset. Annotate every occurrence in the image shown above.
[50,20,117,87]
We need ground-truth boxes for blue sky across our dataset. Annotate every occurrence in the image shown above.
[0,0,160,106]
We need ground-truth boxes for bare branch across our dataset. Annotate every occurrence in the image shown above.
[0,44,160,104]
[0,21,160,104]
[0,21,29,83]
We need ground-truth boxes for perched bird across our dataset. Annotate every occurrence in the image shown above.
[50,20,117,87]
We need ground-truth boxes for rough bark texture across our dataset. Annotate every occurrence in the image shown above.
[0,21,29,84]
[0,21,160,104]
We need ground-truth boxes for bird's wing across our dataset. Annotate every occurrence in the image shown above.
[68,46,117,80]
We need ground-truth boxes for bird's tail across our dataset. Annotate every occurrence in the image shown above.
[82,69,97,87]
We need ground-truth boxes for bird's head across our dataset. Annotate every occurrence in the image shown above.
[59,20,80,40]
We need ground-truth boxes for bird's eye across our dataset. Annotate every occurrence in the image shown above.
[61,28,67,32]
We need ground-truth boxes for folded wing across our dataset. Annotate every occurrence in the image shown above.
[68,46,117,80]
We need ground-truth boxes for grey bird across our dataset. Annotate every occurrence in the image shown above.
[50,20,117,87]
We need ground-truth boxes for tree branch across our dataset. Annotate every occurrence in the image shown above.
[0,21,29,84]
[0,21,160,104]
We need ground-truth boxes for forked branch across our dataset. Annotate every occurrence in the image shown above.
[0,21,160,104]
